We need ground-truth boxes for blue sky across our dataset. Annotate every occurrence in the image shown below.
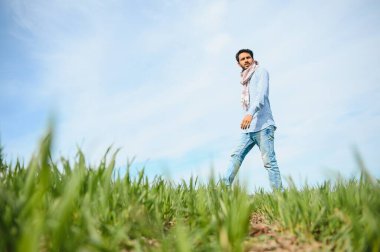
[1,0,380,191]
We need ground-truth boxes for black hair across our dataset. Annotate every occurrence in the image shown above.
[235,49,253,62]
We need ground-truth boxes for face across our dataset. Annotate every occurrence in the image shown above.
[238,52,253,70]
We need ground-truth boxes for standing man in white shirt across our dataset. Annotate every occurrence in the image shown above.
[223,49,283,190]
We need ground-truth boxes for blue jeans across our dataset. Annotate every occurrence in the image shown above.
[224,125,283,190]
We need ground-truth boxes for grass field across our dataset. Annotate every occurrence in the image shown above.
[1,130,379,251]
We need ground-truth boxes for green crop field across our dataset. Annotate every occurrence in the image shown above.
[1,130,379,251]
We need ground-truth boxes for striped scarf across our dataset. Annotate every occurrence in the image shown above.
[240,61,258,111]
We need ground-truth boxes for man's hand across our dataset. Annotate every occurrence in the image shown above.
[241,114,253,129]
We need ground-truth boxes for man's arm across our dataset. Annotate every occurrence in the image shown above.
[241,68,269,129]
[247,67,269,117]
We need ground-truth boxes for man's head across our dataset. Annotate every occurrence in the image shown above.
[236,49,254,70]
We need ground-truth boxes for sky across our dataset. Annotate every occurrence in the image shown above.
[1,0,380,192]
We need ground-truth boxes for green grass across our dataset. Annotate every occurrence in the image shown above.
[0,130,379,251]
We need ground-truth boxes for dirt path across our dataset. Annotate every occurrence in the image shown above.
[244,213,324,252]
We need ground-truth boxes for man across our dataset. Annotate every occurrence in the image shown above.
[223,49,283,190]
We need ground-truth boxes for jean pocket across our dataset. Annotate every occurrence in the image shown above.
[265,126,275,141]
